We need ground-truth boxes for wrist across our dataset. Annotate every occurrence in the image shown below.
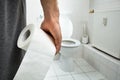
[44,9,59,22]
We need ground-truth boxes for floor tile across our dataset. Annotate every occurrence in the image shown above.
[86,71,108,80]
[72,73,90,80]
[80,64,96,73]
[58,75,74,80]
[70,64,83,74]
[45,58,108,80]
[117,73,120,80]
[44,76,58,80]
[53,61,71,76]
[74,58,90,66]
[45,65,56,77]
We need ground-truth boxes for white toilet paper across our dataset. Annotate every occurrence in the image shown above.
[14,24,56,80]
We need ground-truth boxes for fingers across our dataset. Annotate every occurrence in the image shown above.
[51,27,62,54]
[41,22,49,32]
[40,20,62,54]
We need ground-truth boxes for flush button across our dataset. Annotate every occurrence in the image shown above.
[103,17,107,26]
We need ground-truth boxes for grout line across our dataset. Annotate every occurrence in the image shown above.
[73,58,97,80]
[83,72,92,80]
[52,63,59,80]
[56,74,72,77]
[70,73,76,80]
[52,58,107,80]
[75,59,108,80]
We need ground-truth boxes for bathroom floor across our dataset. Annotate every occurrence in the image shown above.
[44,58,108,80]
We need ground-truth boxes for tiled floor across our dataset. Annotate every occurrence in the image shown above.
[44,58,108,80]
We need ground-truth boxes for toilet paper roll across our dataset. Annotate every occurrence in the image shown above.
[14,24,56,80]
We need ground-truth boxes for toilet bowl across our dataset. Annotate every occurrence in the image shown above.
[55,15,81,72]
[58,38,81,72]
[60,38,80,57]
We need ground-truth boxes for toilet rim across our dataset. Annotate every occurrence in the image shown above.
[61,38,80,48]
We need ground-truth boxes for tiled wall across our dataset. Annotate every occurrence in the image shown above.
[88,0,120,43]
[91,0,120,10]
[83,44,120,80]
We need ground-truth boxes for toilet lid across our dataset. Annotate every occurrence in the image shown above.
[59,15,73,38]
[61,38,80,48]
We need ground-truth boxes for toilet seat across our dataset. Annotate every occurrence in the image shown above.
[62,38,80,48]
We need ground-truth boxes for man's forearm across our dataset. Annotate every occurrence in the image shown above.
[40,0,61,53]
[40,0,59,21]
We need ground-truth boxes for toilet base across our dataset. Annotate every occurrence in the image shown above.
[55,54,75,72]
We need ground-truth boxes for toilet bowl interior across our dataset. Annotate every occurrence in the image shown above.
[61,38,80,48]
[62,40,75,45]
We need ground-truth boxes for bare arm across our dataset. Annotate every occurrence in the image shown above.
[40,0,62,53]
[41,0,59,21]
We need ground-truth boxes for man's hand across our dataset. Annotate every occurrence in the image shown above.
[40,0,62,54]
[41,18,62,53]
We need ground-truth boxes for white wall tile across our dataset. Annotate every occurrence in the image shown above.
[90,0,120,10]
[117,65,120,74]
[90,46,119,72]
[89,0,120,43]
[117,66,120,80]
[83,45,101,71]
[83,45,119,80]
[99,63,117,80]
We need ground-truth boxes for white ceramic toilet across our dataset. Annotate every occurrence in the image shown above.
[55,15,81,72]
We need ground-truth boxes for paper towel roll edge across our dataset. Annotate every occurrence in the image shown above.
[17,24,35,50]
[17,24,56,54]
